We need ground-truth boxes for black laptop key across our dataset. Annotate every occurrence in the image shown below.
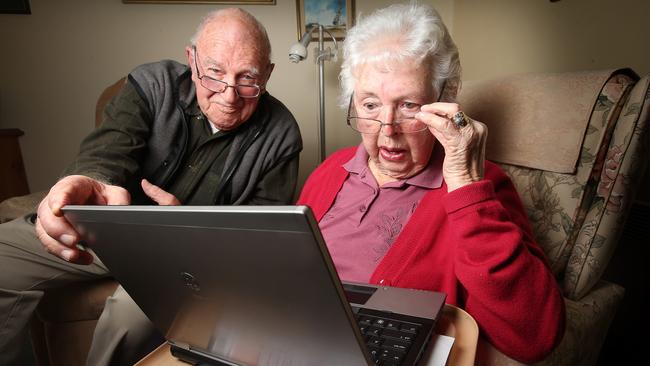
[373,318,387,328]
[367,345,382,363]
[367,337,383,347]
[399,323,420,334]
[382,328,416,342]
[365,326,383,337]
[385,320,400,330]
[359,316,374,326]
[381,338,411,353]
[379,349,404,363]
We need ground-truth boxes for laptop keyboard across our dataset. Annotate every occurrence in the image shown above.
[355,312,425,366]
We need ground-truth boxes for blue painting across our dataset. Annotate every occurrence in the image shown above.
[304,0,347,31]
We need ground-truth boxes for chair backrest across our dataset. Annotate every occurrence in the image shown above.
[459,69,650,300]
[95,77,127,128]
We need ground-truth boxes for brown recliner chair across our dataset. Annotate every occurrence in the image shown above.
[0,77,125,366]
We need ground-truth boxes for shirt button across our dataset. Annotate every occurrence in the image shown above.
[359,205,366,212]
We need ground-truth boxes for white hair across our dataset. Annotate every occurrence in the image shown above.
[189,8,272,64]
[339,2,461,107]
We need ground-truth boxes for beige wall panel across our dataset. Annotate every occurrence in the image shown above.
[453,0,650,82]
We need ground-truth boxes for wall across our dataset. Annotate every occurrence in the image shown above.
[1,0,648,194]
[0,0,451,192]
[453,0,650,80]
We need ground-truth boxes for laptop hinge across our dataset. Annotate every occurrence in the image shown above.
[170,341,190,351]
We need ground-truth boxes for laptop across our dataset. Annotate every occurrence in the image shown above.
[62,205,446,366]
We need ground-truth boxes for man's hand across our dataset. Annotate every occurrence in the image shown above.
[141,179,181,205]
[35,175,130,264]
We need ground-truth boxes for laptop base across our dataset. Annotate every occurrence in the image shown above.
[170,344,230,366]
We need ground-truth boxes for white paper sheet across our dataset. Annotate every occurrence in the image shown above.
[420,334,455,366]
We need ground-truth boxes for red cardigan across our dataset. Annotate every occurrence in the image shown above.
[297,147,565,363]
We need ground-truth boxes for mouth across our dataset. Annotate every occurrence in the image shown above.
[210,101,240,114]
[379,146,407,161]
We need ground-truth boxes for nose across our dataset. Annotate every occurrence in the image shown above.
[380,123,398,136]
[221,84,239,103]
[379,108,398,136]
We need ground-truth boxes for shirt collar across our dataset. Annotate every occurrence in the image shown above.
[343,143,444,189]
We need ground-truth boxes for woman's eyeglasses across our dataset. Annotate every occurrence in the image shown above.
[346,81,446,134]
[346,95,427,134]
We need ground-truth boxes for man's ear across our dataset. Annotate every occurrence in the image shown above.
[266,63,275,82]
[185,46,194,70]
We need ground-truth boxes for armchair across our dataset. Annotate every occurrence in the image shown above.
[0,77,125,366]
[458,69,650,365]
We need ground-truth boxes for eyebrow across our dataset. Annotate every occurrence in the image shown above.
[202,56,261,78]
[355,92,428,104]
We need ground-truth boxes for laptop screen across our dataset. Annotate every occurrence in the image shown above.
[64,205,372,365]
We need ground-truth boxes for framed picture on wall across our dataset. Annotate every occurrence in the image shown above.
[296,0,354,41]
[0,0,31,14]
[123,0,275,4]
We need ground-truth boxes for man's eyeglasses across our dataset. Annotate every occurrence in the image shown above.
[192,47,261,99]
[346,95,428,134]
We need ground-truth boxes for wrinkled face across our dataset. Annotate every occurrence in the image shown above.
[187,18,273,130]
[354,60,436,184]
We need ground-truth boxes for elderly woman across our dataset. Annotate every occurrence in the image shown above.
[297,3,564,363]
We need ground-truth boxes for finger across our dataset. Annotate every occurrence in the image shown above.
[36,195,81,248]
[420,102,461,119]
[100,184,131,205]
[35,218,93,264]
[416,111,458,139]
[141,179,181,205]
[477,122,488,178]
[46,176,95,216]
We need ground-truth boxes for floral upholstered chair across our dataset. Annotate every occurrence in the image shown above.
[459,69,650,366]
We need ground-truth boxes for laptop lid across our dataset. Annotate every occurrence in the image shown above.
[62,205,445,366]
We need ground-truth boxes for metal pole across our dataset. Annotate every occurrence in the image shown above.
[317,25,326,162]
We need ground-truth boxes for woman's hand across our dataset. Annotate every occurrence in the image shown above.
[416,103,488,192]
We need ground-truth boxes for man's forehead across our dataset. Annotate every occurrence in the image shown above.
[198,46,263,75]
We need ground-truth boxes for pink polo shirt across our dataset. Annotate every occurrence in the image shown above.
[319,144,444,282]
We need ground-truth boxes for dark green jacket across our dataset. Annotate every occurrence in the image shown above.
[64,60,302,205]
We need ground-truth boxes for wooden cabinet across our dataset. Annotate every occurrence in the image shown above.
[0,129,30,202]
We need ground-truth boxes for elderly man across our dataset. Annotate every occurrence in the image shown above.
[0,8,301,366]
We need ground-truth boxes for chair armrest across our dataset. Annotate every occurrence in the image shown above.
[476,280,624,366]
[0,191,47,223]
